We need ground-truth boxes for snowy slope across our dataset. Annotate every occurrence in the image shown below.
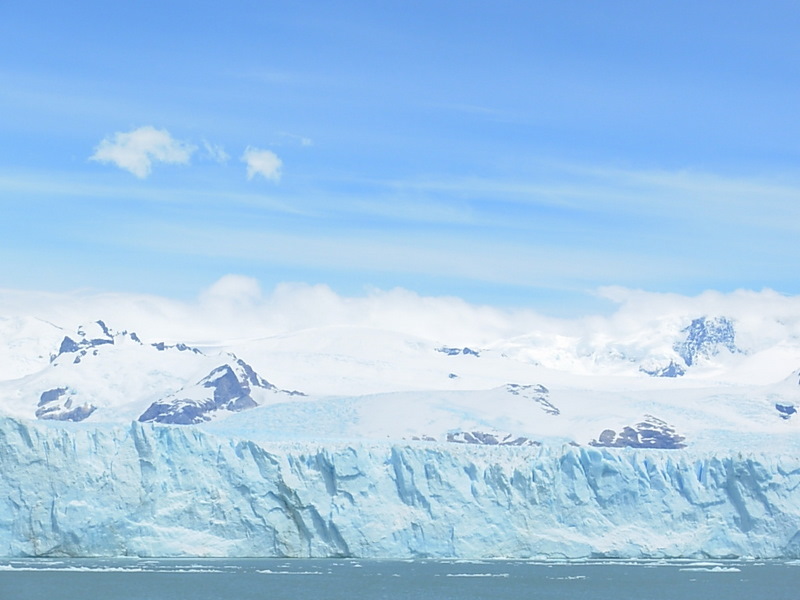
[0,320,301,424]
[0,316,65,380]
[0,315,799,449]
[200,377,800,452]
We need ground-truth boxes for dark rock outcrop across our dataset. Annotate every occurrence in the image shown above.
[590,416,686,449]
[51,320,143,364]
[35,387,96,422]
[505,383,559,415]
[151,341,203,354]
[436,346,480,357]
[138,359,302,425]
[640,360,686,378]
[674,316,739,367]
[447,430,540,446]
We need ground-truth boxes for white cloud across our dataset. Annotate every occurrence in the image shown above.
[90,126,196,178]
[202,140,229,164]
[276,132,313,147]
[242,147,282,182]
[5,278,800,378]
[199,274,263,315]
[0,277,544,345]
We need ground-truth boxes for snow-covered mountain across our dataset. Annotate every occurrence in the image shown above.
[675,316,740,367]
[491,314,750,381]
[0,320,302,425]
[1,315,800,446]
[2,309,800,558]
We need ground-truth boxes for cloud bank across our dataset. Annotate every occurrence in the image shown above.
[90,126,196,178]
[2,277,800,358]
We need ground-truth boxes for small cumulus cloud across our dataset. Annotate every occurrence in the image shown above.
[90,126,196,178]
[242,146,282,182]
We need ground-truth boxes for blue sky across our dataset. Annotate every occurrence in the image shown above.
[2,1,800,315]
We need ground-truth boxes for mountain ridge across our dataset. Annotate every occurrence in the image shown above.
[0,314,798,450]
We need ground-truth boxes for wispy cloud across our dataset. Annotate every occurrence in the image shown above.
[90,126,196,178]
[103,215,700,299]
[275,132,313,147]
[431,102,504,116]
[368,162,800,232]
[202,140,230,164]
[0,170,315,216]
[9,155,800,313]
[242,147,282,182]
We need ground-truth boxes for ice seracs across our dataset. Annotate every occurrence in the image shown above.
[2,416,800,559]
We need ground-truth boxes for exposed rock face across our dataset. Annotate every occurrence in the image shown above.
[675,316,739,367]
[435,346,480,357]
[139,364,258,424]
[28,320,304,425]
[51,320,141,365]
[447,430,540,446]
[138,359,302,425]
[35,387,96,422]
[504,383,560,415]
[640,317,740,378]
[640,360,686,378]
[151,342,202,354]
[57,337,81,355]
[776,404,797,420]
[590,416,686,449]
[39,387,69,405]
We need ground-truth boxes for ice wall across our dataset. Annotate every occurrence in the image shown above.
[1,416,800,559]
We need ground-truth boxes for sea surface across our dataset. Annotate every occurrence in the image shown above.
[1,557,798,600]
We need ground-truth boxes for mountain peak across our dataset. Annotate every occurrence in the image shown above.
[51,320,143,365]
[138,357,302,425]
[674,316,739,367]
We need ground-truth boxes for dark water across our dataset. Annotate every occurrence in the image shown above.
[1,558,798,600]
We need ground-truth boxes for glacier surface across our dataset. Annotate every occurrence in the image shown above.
[2,416,800,559]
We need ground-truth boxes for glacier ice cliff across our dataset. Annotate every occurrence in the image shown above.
[2,416,800,559]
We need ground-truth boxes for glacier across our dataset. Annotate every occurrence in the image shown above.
[2,416,800,559]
